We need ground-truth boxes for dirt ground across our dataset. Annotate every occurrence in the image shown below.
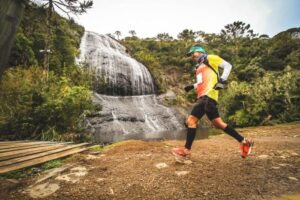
[1,122,300,200]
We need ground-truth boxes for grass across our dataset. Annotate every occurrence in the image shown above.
[88,140,144,154]
[0,158,65,180]
[41,159,64,170]
[88,140,137,153]
[89,144,104,152]
[102,140,135,151]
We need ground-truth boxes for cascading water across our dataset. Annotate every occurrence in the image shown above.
[78,31,184,143]
[77,31,155,96]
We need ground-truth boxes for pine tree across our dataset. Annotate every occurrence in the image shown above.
[38,0,93,78]
[129,30,136,37]
[115,31,121,40]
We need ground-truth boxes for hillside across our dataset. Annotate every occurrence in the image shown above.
[1,122,300,200]
[122,27,300,127]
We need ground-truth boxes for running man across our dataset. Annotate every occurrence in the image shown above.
[172,45,253,160]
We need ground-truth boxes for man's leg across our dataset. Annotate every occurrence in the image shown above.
[171,115,198,159]
[172,98,205,158]
[185,115,198,150]
[211,118,254,158]
[204,96,244,142]
[211,118,244,143]
[184,98,206,150]
[205,97,254,158]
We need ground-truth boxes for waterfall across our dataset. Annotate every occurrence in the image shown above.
[78,31,184,143]
[77,32,155,96]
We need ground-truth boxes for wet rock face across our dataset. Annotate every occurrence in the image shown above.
[78,32,155,96]
[87,94,184,143]
[78,31,185,143]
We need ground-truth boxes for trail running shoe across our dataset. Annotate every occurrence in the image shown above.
[240,139,254,158]
[171,147,191,159]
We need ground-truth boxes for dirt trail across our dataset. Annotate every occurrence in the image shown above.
[1,123,300,200]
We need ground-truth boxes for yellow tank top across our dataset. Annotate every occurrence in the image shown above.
[195,55,224,102]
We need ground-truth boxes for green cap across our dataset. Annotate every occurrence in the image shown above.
[186,45,206,56]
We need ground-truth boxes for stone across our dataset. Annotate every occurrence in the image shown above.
[155,163,168,169]
[35,164,72,184]
[27,183,60,199]
[86,154,98,160]
[288,177,299,181]
[175,171,189,176]
[271,167,280,170]
[258,155,269,159]
[55,166,88,183]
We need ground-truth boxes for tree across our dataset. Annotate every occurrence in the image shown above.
[259,34,270,39]
[0,0,25,78]
[6,3,85,74]
[195,31,205,42]
[114,30,121,40]
[220,21,259,59]
[261,29,300,70]
[8,32,38,67]
[39,0,93,17]
[177,29,196,48]
[221,21,258,40]
[156,33,173,41]
[38,0,93,78]
[177,29,196,41]
[129,30,136,37]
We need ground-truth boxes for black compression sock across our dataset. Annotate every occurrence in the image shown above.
[185,128,197,150]
[224,125,244,143]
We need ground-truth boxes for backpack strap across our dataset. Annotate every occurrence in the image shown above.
[202,56,220,81]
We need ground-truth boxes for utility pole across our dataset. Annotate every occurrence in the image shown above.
[39,49,51,80]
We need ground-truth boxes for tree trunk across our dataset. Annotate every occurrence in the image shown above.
[42,0,53,80]
[0,0,25,78]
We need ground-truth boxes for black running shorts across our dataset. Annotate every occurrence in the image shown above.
[190,95,220,120]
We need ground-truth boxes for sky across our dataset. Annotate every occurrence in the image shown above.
[71,0,300,38]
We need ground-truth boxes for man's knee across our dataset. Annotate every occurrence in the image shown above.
[212,118,227,129]
[186,115,198,128]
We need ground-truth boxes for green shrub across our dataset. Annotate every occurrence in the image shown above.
[220,70,300,126]
[0,66,93,140]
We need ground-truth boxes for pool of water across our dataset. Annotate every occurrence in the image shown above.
[97,128,213,144]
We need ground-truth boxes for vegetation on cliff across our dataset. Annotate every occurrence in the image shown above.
[0,2,93,141]
[122,24,300,126]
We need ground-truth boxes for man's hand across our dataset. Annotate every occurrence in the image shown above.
[184,85,194,92]
[214,79,226,90]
